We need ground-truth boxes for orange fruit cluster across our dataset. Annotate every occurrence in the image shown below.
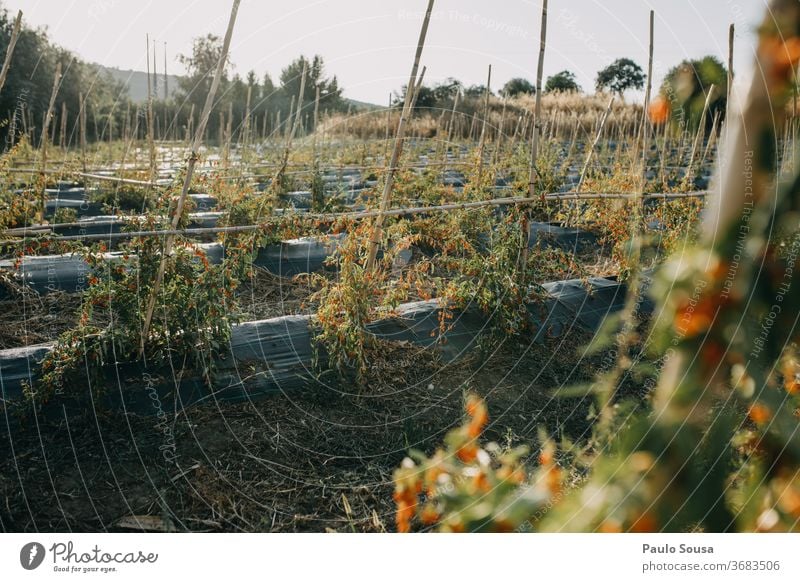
[648,96,671,125]
[759,35,800,87]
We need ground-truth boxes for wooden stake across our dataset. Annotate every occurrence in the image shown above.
[0,10,22,94]
[443,89,460,167]
[727,24,735,110]
[140,0,241,351]
[312,84,321,161]
[477,64,492,182]
[146,34,156,183]
[528,0,548,199]
[578,95,615,191]
[686,84,716,182]
[493,97,507,166]
[365,0,435,271]
[59,101,67,149]
[163,41,169,101]
[640,9,655,187]
[39,61,61,219]
[272,61,307,193]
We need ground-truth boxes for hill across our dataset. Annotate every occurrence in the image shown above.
[96,65,182,103]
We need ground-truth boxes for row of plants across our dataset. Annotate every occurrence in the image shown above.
[2,99,716,412]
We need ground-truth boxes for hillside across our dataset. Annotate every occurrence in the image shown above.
[96,65,182,103]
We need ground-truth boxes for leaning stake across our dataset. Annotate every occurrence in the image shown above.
[39,62,62,220]
[0,10,22,95]
[365,0,435,271]
[528,0,548,199]
[140,0,241,352]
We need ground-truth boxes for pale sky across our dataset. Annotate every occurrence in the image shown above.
[3,0,766,104]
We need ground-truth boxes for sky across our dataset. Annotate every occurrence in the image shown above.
[3,0,767,105]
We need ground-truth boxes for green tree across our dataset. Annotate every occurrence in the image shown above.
[463,84,492,99]
[500,77,535,98]
[176,34,231,138]
[279,55,343,116]
[392,83,438,117]
[660,55,728,131]
[545,70,581,93]
[177,34,231,105]
[0,6,127,146]
[431,77,462,103]
[595,58,645,95]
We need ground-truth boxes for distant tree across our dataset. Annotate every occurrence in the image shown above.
[393,83,438,113]
[177,34,231,103]
[262,73,276,96]
[660,55,728,130]
[500,77,535,98]
[0,6,126,146]
[431,77,462,103]
[279,55,343,114]
[463,84,492,99]
[595,58,645,95]
[245,70,258,90]
[545,71,581,93]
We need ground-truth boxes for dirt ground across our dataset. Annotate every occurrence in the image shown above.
[0,323,640,533]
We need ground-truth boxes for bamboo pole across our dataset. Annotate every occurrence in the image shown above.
[365,0,435,271]
[640,9,655,184]
[659,120,670,187]
[59,101,67,148]
[163,41,169,101]
[477,64,492,182]
[685,84,716,182]
[577,95,615,192]
[146,34,156,182]
[410,65,427,110]
[285,96,295,142]
[0,10,22,94]
[528,0,548,199]
[442,90,460,168]
[701,110,721,167]
[312,85,321,160]
[384,92,392,159]
[271,61,307,194]
[140,0,241,351]
[39,61,61,219]
[493,97,507,166]
[241,83,252,170]
[727,24,735,110]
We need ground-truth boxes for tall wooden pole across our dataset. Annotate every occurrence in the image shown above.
[686,84,716,183]
[442,89,460,168]
[271,61,306,193]
[640,9,655,186]
[163,41,169,101]
[140,0,241,350]
[61,101,69,148]
[477,64,492,182]
[39,62,61,219]
[79,92,87,173]
[528,0,548,199]
[365,0,435,271]
[0,10,22,95]
[312,84,321,160]
[146,34,156,182]
[578,95,615,192]
[727,24,735,108]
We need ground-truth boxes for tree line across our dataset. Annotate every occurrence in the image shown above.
[399,56,730,132]
[0,0,731,149]
[0,5,348,148]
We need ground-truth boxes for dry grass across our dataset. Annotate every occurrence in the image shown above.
[321,92,642,142]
